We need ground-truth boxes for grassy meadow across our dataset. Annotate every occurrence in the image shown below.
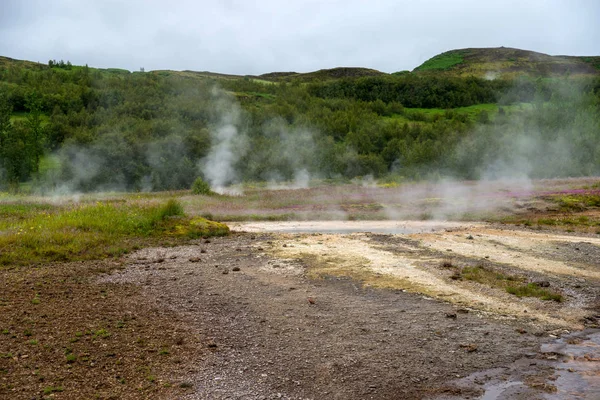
[1,176,598,269]
[0,196,228,268]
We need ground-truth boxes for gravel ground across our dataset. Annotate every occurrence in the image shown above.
[4,221,598,399]
[103,231,567,399]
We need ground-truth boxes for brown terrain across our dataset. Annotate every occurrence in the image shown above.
[3,210,600,399]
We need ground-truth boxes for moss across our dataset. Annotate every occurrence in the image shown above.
[171,217,229,238]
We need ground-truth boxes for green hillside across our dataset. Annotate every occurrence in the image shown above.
[413,47,600,78]
[259,67,387,82]
[0,49,599,192]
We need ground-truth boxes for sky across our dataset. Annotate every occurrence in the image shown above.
[1,0,599,75]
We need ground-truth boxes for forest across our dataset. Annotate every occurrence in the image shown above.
[0,57,599,192]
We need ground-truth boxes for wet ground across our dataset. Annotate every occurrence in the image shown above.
[434,329,600,399]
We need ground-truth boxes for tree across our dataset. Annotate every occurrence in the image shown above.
[0,92,47,189]
[25,92,45,172]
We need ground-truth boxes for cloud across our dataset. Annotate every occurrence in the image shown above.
[0,0,599,74]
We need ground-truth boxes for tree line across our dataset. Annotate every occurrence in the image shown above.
[0,59,599,192]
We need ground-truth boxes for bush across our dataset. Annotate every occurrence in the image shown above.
[191,177,212,195]
[158,199,184,219]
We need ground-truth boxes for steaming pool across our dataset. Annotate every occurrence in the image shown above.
[228,220,482,234]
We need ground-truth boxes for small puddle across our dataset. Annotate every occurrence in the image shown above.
[541,330,600,399]
[229,220,478,235]
[429,330,600,400]
[480,381,524,400]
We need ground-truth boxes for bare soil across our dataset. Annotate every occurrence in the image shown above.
[2,221,600,399]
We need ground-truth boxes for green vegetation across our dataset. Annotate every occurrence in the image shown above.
[459,265,518,286]
[506,283,563,302]
[414,51,465,71]
[0,198,229,267]
[554,194,600,211]
[0,52,599,192]
[94,329,111,338]
[414,48,600,78]
[453,264,563,302]
[43,386,64,395]
[191,177,212,195]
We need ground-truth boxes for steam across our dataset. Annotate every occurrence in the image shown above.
[200,88,248,194]
[262,120,319,190]
[25,76,598,225]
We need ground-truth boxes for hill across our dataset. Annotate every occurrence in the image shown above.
[259,67,387,82]
[0,49,599,192]
[413,47,600,78]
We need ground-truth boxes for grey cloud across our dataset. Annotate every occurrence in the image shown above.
[0,0,598,74]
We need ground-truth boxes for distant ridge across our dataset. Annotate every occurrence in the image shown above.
[259,67,386,82]
[1,47,599,81]
[413,47,600,78]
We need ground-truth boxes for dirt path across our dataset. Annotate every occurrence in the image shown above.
[98,221,600,399]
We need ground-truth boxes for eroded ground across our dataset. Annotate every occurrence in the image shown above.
[2,220,600,399]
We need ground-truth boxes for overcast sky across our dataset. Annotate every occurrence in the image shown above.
[1,0,599,75]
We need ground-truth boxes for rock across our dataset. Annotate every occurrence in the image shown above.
[456,308,469,314]
[466,235,474,240]
[232,267,240,272]
[459,343,478,352]
[189,257,201,263]
[450,272,462,280]
[445,313,457,319]
[222,270,229,274]
[200,249,207,254]
[307,297,316,304]
[204,239,211,244]
[533,280,550,287]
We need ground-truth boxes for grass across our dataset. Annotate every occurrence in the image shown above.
[460,265,518,287]
[382,102,532,126]
[43,386,64,395]
[9,111,50,126]
[0,198,228,267]
[506,283,563,302]
[453,264,563,302]
[554,194,600,211]
[414,51,465,71]
[94,329,111,338]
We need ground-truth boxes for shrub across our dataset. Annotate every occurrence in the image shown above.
[158,199,184,220]
[191,177,212,195]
